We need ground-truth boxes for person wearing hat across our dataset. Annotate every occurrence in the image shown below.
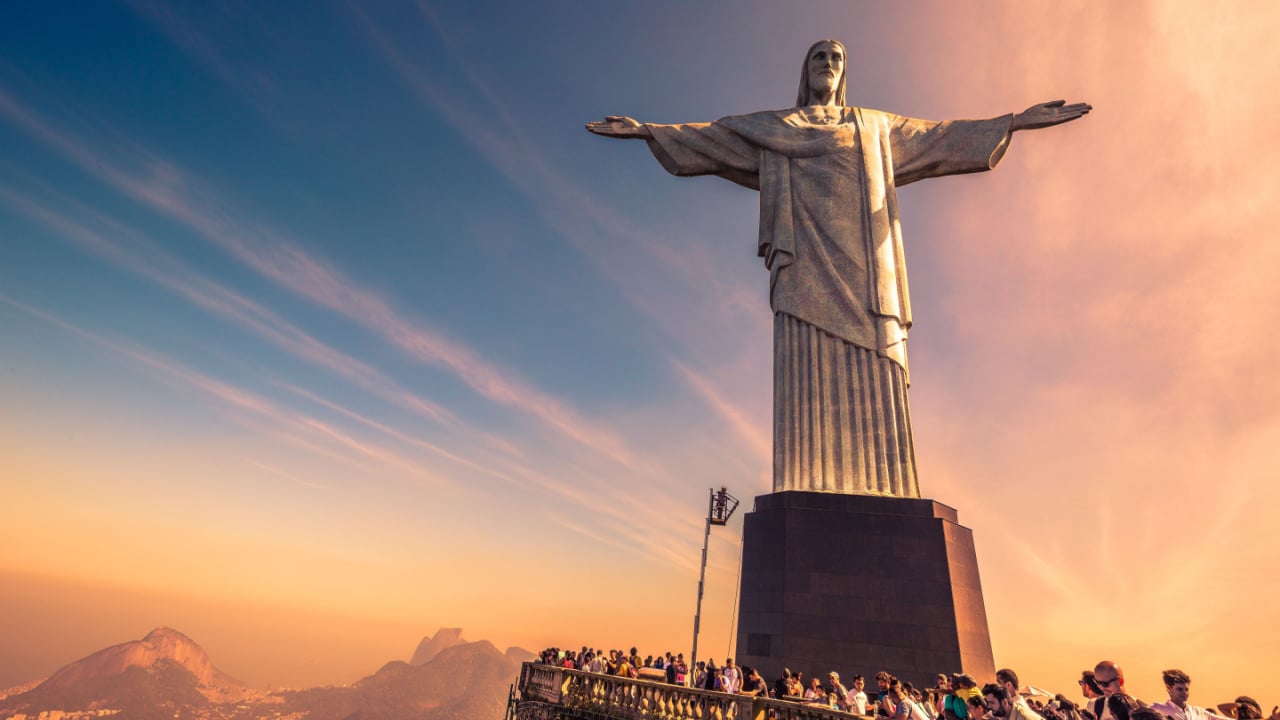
[1215,697,1280,720]
[827,671,850,710]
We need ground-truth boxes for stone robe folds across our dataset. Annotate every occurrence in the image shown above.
[645,107,1012,497]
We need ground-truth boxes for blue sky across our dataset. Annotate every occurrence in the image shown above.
[3,0,1280,707]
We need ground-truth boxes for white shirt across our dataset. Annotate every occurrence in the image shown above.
[848,691,869,715]
[901,700,932,720]
[721,667,741,693]
[1151,702,1233,720]
[1009,697,1044,720]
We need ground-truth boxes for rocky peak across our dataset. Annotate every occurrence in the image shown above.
[409,627,466,666]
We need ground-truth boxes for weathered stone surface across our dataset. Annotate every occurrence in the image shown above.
[588,40,1088,499]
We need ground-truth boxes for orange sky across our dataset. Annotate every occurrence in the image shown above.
[3,0,1279,711]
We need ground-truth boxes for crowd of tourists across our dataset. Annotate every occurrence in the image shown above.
[535,650,1276,720]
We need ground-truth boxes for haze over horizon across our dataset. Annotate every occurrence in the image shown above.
[3,0,1279,710]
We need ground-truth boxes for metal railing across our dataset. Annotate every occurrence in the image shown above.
[515,663,872,720]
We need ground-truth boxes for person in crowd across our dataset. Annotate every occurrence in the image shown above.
[708,666,724,692]
[775,668,794,700]
[1091,662,1133,720]
[717,666,739,694]
[1079,672,1103,706]
[1235,698,1263,720]
[996,668,1041,720]
[692,661,707,690]
[615,653,634,678]
[968,695,989,720]
[1102,694,1142,720]
[805,677,826,703]
[889,683,932,720]
[1040,706,1066,720]
[881,676,913,718]
[784,671,804,700]
[1054,694,1084,720]
[674,654,688,685]
[945,674,982,720]
[875,673,897,717]
[1150,669,1230,720]
[827,672,850,709]
[912,685,938,720]
[930,675,953,717]
[742,666,769,698]
[848,675,870,715]
[983,684,1017,720]
[1219,697,1280,720]
[722,658,742,694]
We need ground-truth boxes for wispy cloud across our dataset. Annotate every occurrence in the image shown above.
[0,296,447,486]
[0,181,460,427]
[669,359,770,466]
[247,459,324,489]
[353,2,772,437]
[0,80,635,470]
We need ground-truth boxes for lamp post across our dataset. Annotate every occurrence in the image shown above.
[690,486,739,686]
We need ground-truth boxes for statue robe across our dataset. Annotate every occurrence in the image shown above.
[645,106,1012,497]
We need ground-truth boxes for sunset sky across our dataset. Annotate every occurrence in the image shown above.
[3,0,1279,709]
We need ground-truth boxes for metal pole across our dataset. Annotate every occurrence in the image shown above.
[689,488,713,686]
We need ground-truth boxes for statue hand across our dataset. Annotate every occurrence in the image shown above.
[1011,99,1092,131]
[585,116,652,139]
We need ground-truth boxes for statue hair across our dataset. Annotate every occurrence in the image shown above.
[796,39,847,107]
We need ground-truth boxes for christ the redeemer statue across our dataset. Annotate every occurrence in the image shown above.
[588,39,1090,498]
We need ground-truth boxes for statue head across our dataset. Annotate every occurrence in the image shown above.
[796,39,847,107]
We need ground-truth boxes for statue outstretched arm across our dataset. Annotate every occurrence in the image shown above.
[587,114,761,190]
[585,116,653,139]
[1011,100,1092,131]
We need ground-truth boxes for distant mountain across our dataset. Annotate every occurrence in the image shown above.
[0,626,524,720]
[0,627,250,720]
[504,646,536,664]
[410,627,466,665]
[42,627,243,696]
[279,638,522,720]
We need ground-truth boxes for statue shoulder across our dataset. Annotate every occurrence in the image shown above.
[716,108,793,125]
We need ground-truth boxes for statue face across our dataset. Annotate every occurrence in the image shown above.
[807,41,844,102]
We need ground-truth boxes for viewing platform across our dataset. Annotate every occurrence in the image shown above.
[511,663,872,720]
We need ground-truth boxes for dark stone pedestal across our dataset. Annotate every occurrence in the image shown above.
[734,491,994,688]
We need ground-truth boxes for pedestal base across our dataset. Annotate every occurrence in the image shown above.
[734,492,994,687]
